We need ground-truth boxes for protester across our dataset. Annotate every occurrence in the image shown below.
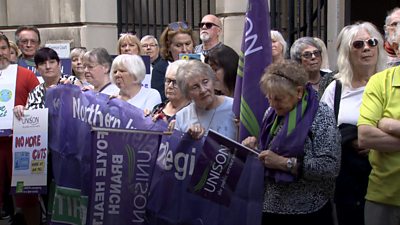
[8,41,20,63]
[383,7,400,66]
[110,54,161,111]
[70,47,91,87]
[15,26,41,77]
[242,60,340,225]
[148,60,189,123]
[321,21,387,225]
[358,19,400,225]
[141,35,160,64]
[313,37,332,72]
[205,45,238,97]
[82,48,119,95]
[153,21,195,101]
[0,32,39,225]
[290,37,327,91]
[271,30,287,63]
[195,14,223,56]
[117,33,141,55]
[174,60,237,140]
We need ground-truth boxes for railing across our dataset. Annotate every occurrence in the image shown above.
[117,0,214,40]
[270,0,328,48]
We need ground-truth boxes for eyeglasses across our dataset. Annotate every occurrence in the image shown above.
[352,38,378,49]
[83,63,100,70]
[301,50,321,59]
[168,21,189,31]
[20,39,39,45]
[119,31,137,37]
[199,22,220,29]
[142,44,158,48]
[165,78,178,88]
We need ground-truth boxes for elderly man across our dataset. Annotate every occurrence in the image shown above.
[384,7,400,66]
[15,26,41,77]
[0,32,40,225]
[358,18,400,225]
[141,35,160,65]
[195,14,224,56]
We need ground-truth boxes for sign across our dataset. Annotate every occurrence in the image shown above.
[11,108,49,194]
[46,42,71,58]
[0,64,17,136]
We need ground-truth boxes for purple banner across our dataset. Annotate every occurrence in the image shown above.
[188,130,248,206]
[45,85,166,225]
[233,0,272,142]
[146,130,265,225]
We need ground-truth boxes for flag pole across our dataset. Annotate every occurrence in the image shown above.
[91,126,172,135]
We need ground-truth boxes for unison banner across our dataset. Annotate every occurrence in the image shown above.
[45,85,166,225]
[146,130,265,225]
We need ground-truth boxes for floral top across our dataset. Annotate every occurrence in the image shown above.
[263,102,341,214]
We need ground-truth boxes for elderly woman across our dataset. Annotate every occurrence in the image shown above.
[205,45,238,97]
[290,37,326,91]
[320,22,387,225]
[83,48,119,95]
[110,54,161,111]
[271,30,287,63]
[70,47,91,87]
[152,21,196,102]
[242,60,340,225]
[149,60,189,122]
[174,60,236,140]
[117,33,141,55]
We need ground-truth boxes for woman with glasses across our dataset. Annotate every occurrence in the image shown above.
[117,33,141,55]
[242,60,340,225]
[320,22,387,225]
[290,37,325,91]
[174,60,237,140]
[148,60,189,123]
[152,21,196,102]
[110,54,161,111]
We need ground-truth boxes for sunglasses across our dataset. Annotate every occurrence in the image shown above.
[352,38,378,49]
[168,21,189,31]
[198,22,219,29]
[301,50,321,59]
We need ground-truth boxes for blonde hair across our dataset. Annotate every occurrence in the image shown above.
[8,41,20,57]
[117,33,142,55]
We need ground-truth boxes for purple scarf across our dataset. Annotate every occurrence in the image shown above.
[259,84,319,183]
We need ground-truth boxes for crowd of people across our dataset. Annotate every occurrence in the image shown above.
[0,7,400,225]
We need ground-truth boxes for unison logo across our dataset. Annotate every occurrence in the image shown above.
[22,115,40,126]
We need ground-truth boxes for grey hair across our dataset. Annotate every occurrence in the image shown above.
[313,37,330,70]
[110,54,146,84]
[140,35,159,46]
[271,30,287,58]
[176,60,215,99]
[70,48,87,59]
[335,22,388,88]
[83,48,112,73]
[165,60,188,78]
[290,37,322,63]
[384,7,400,43]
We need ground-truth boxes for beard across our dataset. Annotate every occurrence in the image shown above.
[200,33,210,42]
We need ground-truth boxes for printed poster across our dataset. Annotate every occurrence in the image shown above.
[11,108,49,194]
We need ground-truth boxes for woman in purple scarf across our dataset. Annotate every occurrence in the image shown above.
[243,60,341,225]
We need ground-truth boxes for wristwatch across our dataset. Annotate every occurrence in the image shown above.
[286,157,296,171]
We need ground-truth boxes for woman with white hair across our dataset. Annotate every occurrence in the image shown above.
[270,30,287,63]
[174,60,237,140]
[320,21,387,225]
[110,54,161,111]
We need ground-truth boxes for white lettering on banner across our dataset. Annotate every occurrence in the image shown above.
[93,131,108,224]
[109,155,123,215]
[72,97,121,128]
[244,18,263,56]
[132,149,152,222]
[204,147,230,193]
[157,142,196,181]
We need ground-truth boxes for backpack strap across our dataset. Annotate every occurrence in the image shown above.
[334,79,342,123]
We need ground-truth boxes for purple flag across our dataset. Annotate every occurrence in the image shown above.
[233,0,272,141]
[146,130,265,225]
[188,130,249,206]
[45,85,166,225]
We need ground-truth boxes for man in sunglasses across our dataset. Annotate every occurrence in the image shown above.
[384,7,400,67]
[195,14,224,57]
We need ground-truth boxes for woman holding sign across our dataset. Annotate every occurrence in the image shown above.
[242,60,340,225]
